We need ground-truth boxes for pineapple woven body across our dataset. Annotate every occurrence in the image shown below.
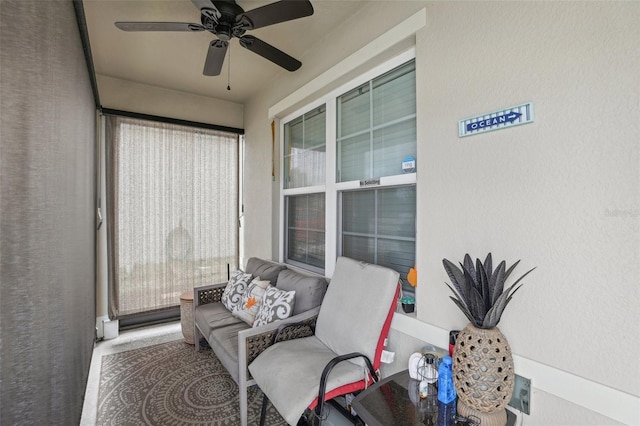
[453,323,514,413]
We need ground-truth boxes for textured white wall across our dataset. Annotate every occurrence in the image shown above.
[242,1,640,424]
[416,0,639,396]
[97,75,244,129]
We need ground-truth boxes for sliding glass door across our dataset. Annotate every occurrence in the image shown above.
[106,115,239,318]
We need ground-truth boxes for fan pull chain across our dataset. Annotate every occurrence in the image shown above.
[227,42,231,91]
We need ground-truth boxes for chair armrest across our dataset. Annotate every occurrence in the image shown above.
[238,306,320,381]
[315,352,377,421]
[193,282,227,308]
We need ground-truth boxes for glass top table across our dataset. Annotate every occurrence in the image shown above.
[352,370,516,426]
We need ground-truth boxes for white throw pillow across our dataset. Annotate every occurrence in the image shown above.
[221,269,253,312]
[253,285,296,327]
[233,278,270,325]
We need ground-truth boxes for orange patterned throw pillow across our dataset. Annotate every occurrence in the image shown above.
[245,296,258,310]
[232,278,270,326]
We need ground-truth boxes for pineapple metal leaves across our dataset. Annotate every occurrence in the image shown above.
[443,253,535,329]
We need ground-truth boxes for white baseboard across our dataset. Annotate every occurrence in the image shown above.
[96,315,119,340]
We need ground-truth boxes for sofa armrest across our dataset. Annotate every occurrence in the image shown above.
[272,319,316,345]
[238,306,320,381]
[193,282,227,308]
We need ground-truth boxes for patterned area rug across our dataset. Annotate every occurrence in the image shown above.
[97,339,287,425]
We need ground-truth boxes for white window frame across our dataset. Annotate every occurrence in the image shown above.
[280,48,416,277]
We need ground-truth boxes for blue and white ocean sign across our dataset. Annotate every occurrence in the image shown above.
[459,103,534,137]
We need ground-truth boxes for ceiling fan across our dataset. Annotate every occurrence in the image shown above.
[115,0,314,76]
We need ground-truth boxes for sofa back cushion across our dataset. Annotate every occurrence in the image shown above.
[276,269,328,315]
[245,257,286,285]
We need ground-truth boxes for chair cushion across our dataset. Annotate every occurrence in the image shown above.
[245,257,286,285]
[249,336,366,426]
[315,257,399,367]
[275,269,327,315]
[253,285,296,327]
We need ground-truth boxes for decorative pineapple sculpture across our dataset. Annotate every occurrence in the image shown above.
[443,253,534,426]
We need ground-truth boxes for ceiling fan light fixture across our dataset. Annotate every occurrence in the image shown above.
[215,22,232,41]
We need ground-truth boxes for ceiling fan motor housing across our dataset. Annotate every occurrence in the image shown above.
[204,1,248,41]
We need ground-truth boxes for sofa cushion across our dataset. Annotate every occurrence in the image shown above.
[209,322,251,383]
[253,285,296,327]
[232,278,270,326]
[221,269,253,312]
[275,269,328,315]
[194,302,243,342]
[245,257,286,285]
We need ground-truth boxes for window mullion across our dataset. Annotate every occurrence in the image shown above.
[369,80,374,179]
[325,99,338,276]
[374,189,379,264]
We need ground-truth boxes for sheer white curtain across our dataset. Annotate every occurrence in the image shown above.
[106,115,239,318]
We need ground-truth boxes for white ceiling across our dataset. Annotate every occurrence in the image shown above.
[82,0,368,104]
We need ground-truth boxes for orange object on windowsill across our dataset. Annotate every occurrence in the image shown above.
[407,266,417,287]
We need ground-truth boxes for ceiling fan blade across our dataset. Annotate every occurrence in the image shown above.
[203,40,228,76]
[115,22,205,32]
[191,0,213,10]
[191,0,221,22]
[239,35,301,72]
[238,0,313,30]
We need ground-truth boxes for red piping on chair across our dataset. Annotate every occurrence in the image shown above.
[308,380,367,411]
[374,283,401,371]
[308,282,401,411]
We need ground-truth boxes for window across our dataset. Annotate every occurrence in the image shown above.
[283,105,326,271]
[340,186,416,285]
[284,105,326,189]
[281,51,416,293]
[337,61,416,182]
[285,193,325,271]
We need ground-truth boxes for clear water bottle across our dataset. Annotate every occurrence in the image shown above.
[419,354,439,400]
[437,356,456,404]
[419,354,439,383]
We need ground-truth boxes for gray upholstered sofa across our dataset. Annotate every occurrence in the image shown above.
[193,257,328,426]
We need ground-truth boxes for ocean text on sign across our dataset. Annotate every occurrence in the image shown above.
[466,112,522,132]
[458,103,534,138]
